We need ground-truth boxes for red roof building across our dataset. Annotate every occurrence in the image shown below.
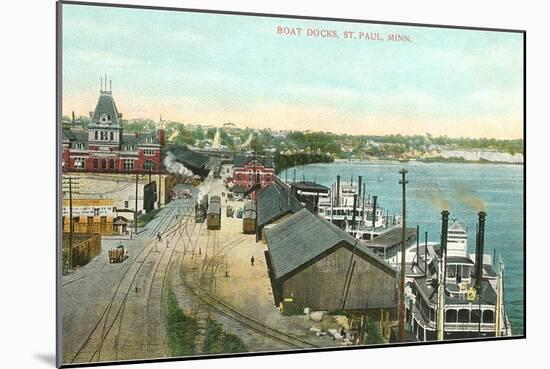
[232,155,275,192]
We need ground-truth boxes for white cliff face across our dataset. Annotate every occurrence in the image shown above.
[439,149,524,164]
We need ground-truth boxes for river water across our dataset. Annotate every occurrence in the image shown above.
[281,160,524,335]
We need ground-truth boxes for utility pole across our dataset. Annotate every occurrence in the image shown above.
[135,170,139,236]
[158,163,162,209]
[69,177,73,269]
[398,168,408,341]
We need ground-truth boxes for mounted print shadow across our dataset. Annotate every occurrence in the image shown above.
[57,1,525,367]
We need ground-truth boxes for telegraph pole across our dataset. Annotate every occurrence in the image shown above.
[135,170,139,236]
[158,163,162,209]
[69,177,73,269]
[398,168,408,341]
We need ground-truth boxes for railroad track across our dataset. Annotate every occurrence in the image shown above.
[143,208,194,359]
[110,204,195,361]
[178,233,319,350]
[67,203,182,363]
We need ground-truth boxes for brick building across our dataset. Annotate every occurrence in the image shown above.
[62,82,164,173]
[232,155,275,191]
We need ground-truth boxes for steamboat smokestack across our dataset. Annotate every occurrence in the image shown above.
[372,195,377,229]
[351,194,358,231]
[475,211,487,291]
[440,210,450,279]
[437,210,450,342]
[336,175,341,207]
[358,176,363,197]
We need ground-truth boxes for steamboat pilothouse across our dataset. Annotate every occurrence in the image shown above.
[405,211,512,341]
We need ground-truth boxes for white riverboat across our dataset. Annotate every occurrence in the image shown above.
[316,176,401,240]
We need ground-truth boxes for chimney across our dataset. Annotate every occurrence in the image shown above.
[336,175,341,207]
[157,128,165,146]
[71,111,75,125]
[475,211,487,290]
[372,195,377,229]
[358,176,363,197]
[351,194,358,230]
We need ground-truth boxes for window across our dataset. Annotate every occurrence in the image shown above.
[445,309,457,323]
[457,309,470,323]
[110,131,114,141]
[483,310,494,323]
[123,159,134,171]
[101,159,106,169]
[109,159,115,169]
[93,159,99,169]
[100,216,107,224]
[87,216,94,227]
[94,131,98,140]
[143,160,156,171]
[124,200,129,208]
[74,157,86,169]
[144,148,156,156]
[94,208,100,216]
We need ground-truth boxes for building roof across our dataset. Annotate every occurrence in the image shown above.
[233,155,274,169]
[232,185,246,194]
[291,181,330,192]
[62,127,88,143]
[368,227,417,249]
[121,132,160,147]
[89,91,121,127]
[446,256,475,265]
[266,208,396,280]
[448,220,467,232]
[164,145,210,169]
[257,182,303,227]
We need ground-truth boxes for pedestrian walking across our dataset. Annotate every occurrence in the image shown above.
[157,232,162,242]
[250,255,255,266]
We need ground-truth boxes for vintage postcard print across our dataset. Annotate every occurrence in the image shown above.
[57,1,525,367]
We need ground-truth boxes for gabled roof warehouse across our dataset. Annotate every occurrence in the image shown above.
[257,182,303,229]
[265,209,398,311]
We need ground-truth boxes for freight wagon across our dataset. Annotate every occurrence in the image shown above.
[207,195,221,230]
[243,201,256,234]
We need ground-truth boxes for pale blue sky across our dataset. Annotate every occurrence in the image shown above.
[62,4,524,138]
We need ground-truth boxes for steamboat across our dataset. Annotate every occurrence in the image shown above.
[315,175,401,239]
[405,211,512,340]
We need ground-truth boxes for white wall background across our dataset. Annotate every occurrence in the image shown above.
[1,0,546,368]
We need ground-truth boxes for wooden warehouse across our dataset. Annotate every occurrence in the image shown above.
[256,180,303,241]
[265,209,398,313]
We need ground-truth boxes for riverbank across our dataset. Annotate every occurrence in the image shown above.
[333,157,524,165]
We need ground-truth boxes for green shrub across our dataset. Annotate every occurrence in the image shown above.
[165,285,197,356]
[204,319,247,354]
